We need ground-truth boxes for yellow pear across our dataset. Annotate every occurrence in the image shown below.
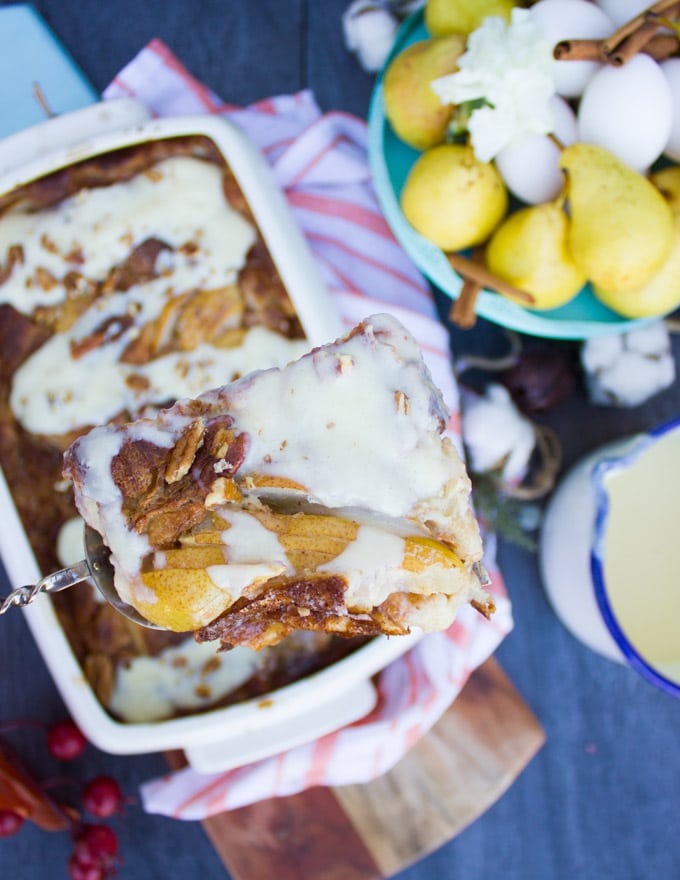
[651,165,680,214]
[400,144,508,251]
[425,0,517,37]
[486,201,587,310]
[383,34,466,151]
[560,143,673,294]
[593,166,680,318]
[136,568,232,631]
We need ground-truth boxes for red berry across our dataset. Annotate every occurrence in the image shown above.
[0,809,24,837]
[67,854,104,880]
[82,776,124,818]
[73,823,119,868]
[46,720,87,761]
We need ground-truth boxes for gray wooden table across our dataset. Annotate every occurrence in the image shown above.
[0,2,679,878]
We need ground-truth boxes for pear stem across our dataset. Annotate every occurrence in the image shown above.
[548,133,565,152]
[32,82,55,118]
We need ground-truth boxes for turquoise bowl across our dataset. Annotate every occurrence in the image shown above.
[367,11,654,340]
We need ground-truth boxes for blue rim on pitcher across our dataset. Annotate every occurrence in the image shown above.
[590,417,680,698]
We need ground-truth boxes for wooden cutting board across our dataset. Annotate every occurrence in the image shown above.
[196,658,544,879]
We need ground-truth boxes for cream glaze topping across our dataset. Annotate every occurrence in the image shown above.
[207,314,456,518]
[0,157,253,314]
[12,319,308,435]
[5,155,308,435]
[318,525,405,608]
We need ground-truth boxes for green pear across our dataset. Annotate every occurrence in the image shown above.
[425,0,517,37]
[593,166,680,318]
[486,202,587,310]
[383,35,466,151]
[560,143,674,294]
[400,144,508,251]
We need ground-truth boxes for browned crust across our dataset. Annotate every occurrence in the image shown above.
[196,573,410,652]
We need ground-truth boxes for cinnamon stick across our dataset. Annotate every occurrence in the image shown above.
[446,251,535,307]
[449,276,482,329]
[553,39,605,63]
[554,1,680,66]
[601,0,680,61]
[449,246,485,328]
[605,15,674,65]
[552,31,678,64]
[644,31,680,59]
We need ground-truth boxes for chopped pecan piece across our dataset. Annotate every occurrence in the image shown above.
[71,314,135,359]
[144,501,206,546]
[165,418,205,484]
[101,236,171,294]
[35,266,57,291]
[0,244,24,285]
[111,439,167,499]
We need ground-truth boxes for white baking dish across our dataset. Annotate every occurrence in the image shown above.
[0,101,421,774]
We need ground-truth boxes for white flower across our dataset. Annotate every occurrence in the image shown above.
[462,383,536,483]
[581,321,676,408]
[342,1,400,73]
[431,8,555,161]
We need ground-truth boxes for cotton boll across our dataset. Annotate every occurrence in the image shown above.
[661,58,680,162]
[594,0,652,28]
[461,384,536,484]
[342,1,399,73]
[581,321,675,408]
[580,331,623,374]
[529,0,614,98]
[577,54,673,173]
[494,96,577,204]
[625,321,674,358]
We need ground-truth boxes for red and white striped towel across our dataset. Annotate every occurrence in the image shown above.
[104,40,513,820]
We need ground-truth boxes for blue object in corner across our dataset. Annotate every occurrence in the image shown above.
[0,3,97,139]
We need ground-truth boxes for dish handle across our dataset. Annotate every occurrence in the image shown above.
[183,677,377,775]
[0,98,151,178]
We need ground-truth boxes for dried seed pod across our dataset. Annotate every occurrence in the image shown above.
[500,350,575,414]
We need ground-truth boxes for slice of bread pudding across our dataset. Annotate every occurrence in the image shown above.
[64,314,492,650]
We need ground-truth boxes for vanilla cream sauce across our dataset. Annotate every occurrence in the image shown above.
[602,427,680,683]
[108,640,264,723]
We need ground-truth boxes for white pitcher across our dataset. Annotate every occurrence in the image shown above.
[540,417,680,698]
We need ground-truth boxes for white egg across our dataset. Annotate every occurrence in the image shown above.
[661,58,680,162]
[495,96,578,205]
[594,0,652,28]
[577,54,673,172]
[529,0,614,98]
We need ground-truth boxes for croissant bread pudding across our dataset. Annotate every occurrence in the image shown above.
[0,134,368,720]
[64,313,493,651]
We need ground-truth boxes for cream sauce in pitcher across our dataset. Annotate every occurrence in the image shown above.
[540,417,680,696]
